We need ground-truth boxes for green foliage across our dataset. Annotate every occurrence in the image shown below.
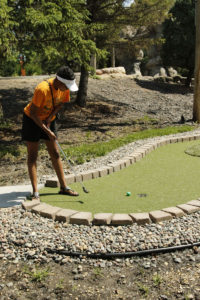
[25,63,43,76]
[0,0,16,60]
[0,58,20,76]
[0,0,176,77]
[89,74,101,80]
[137,282,149,296]
[153,273,163,286]
[162,0,195,79]
[128,0,175,27]
[93,267,104,277]
[1,0,96,75]
[0,144,21,160]
[24,266,50,282]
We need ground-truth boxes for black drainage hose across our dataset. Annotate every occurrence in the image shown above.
[45,241,200,259]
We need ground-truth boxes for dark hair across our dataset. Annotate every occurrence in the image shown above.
[56,66,75,80]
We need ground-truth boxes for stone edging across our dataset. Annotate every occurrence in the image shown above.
[22,133,200,225]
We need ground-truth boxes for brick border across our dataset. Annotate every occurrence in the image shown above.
[22,133,200,225]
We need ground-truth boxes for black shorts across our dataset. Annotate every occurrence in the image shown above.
[21,113,57,142]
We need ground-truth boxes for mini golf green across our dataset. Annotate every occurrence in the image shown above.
[39,140,200,214]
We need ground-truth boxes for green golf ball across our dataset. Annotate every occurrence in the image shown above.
[126,192,131,196]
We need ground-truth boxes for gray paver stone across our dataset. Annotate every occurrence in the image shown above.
[107,166,114,174]
[150,143,158,149]
[22,200,40,210]
[149,210,173,223]
[75,174,82,182]
[170,138,178,144]
[108,163,121,172]
[82,170,93,181]
[111,214,133,225]
[40,206,62,219]
[143,145,154,153]
[139,147,148,155]
[31,203,52,215]
[55,209,78,223]
[124,159,131,167]
[188,136,195,141]
[182,136,190,142]
[70,212,92,225]
[118,160,127,169]
[123,156,135,164]
[132,152,142,161]
[65,174,75,184]
[176,137,184,142]
[187,200,200,207]
[91,169,100,179]
[157,140,169,147]
[129,213,151,225]
[176,204,200,214]
[162,206,185,217]
[93,213,113,225]
[98,167,108,177]
[190,136,195,141]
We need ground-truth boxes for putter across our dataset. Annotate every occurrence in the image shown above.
[56,140,89,193]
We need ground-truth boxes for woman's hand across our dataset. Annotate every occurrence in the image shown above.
[44,117,51,128]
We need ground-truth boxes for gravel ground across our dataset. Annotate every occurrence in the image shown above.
[87,76,194,123]
[1,207,200,262]
[0,206,200,299]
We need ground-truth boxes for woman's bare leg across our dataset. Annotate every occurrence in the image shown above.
[45,139,78,196]
[45,139,66,188]
[26,141,39,194]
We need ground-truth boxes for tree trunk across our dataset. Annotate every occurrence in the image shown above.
[0,103,3,120]
[76,65,89,107]
[90,53,96,75]
[111,46,115,67]
[193,0,200,122]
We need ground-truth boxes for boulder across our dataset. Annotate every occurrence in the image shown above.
[136,49,144,61]
[133,62,142,76]
[102,67,126,74]
[96,69,103,75]
[167,67,178,77]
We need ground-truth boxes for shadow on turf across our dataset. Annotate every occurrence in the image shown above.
[40,193,84,204]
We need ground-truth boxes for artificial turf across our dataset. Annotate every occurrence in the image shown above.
[39,140,200,214]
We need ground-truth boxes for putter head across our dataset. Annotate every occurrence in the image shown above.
[83,187,89,193]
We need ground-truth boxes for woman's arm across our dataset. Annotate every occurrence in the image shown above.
[45,103,63,126]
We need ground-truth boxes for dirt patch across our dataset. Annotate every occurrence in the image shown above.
[0,249,200,300]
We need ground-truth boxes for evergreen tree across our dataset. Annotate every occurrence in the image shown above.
[0,0,16,62]
[8,0,94,73]
[76,0,174,106]
[76,0,127,106]
[1,0,175,106]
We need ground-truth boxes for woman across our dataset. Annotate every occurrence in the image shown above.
[22,66,79,200]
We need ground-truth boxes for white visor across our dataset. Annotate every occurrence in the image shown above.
[56,75,78,91]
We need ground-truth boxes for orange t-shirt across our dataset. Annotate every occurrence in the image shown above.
[24,78,70,121]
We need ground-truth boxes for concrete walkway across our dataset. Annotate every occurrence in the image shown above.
[0,184,43,208]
